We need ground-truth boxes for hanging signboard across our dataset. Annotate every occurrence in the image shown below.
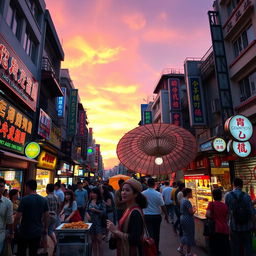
[37,150,57,170]
[187,77,207,126]
[0,35,39,111]
[78,110,86,137]
[56,87,66,117]
[231,141,251,158]
[225,115,253,142]
[144,111,152,124]
[168,78,181,111]
[38,109,51,140]
[49,123,61,149]
[68,89,78,136]
[171,112,182,126]
[212,138,226,152]
[25,142,40,159]
[140,104,148,125]
[0,95,32,153]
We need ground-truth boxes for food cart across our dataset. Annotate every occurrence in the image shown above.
[55,222,92,256]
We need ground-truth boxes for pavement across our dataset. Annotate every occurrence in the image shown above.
[103,220,208,256]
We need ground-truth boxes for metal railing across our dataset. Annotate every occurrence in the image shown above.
[161,68,184,75]
[201,46,213,62]
[42,57,57,76]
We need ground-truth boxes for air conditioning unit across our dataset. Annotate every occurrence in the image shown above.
[211,99,220,113]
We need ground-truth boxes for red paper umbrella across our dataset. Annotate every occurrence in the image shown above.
[116,123,197,176]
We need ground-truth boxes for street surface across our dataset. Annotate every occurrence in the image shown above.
[103,220,207,256]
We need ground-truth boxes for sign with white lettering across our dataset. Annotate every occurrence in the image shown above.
[212,138,226,152]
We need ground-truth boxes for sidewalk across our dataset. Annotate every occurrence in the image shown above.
[103,220,207,256]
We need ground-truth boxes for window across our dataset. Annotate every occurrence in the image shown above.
[5,3,22,40]
[227,0,240,16]
[233,25,255,57]
[23,30,37,63]
[27,0,41,25]
[239,71,256,101]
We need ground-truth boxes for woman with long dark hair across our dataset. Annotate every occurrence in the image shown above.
[100,184,115,223]
[107,179,148,256]
[60,190,77,222]
[86,187,106,256]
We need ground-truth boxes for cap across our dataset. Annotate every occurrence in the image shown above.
[124,178,142,193]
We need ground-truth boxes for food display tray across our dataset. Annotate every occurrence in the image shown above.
[56,223,92,233]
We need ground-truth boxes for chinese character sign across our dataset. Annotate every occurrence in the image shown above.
[225,115,253,142]
[79,110,86,136]
[144,111,152,124]
[168,78,180,111]
[56,87,66,117]
[68,89,78,136]
[0,95,32,153]
[171,112,182,126]
[188,77,206,126]
[232,141,251,158]
[38,109,51,140]
[212,138,226,152]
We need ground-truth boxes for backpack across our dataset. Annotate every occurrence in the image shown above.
[230,191,251,225]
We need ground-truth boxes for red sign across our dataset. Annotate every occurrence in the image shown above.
[38,109,51,140]
[185,175,210,180]
[169,78,180,110]
[79,110,86,137]
[171,112,182,126]
[0,35,38,111]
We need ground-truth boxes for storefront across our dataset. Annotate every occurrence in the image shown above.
[55,161,74,186]
[36,150,57,196]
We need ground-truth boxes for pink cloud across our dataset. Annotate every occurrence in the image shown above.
[123,13,147,30]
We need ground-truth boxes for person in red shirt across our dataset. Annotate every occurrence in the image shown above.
[206,188,230,256]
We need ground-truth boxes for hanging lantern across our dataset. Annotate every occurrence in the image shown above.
[213,156,221,168]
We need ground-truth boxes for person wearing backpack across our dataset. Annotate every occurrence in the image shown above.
[225,178,255,256]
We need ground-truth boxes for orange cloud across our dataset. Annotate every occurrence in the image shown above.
[123,13,147,30]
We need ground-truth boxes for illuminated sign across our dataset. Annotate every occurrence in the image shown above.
[212,138,226,152]
[56,87,66,117]
[184,175,210,180]
[225,115,253,142]
[49,123,61,149]
[37,150,57,170]
[87,147,93,154]
[0,95,32,153]
[57,162,72,176]
[187,77,207,126]
[0,35,38,111]
[169,78,180,110]
[38,109,51,140]
[25,142,40,159]
[144,111,152,124]
[232,141,251,158]
[68,89,78,136]
[171,112,182,126]
[79,110,86,136]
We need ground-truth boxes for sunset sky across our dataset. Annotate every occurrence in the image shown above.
[45,0,213,169]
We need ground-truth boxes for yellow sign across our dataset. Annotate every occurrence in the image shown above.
[25,142,40,159]
[37,151,57,170]
[211,168,229,175]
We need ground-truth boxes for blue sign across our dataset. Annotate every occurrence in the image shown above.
[56,87,66,117]
[200,141,213,152]
[141,104,148,125]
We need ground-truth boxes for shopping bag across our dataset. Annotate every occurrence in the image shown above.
[142,236,157,256]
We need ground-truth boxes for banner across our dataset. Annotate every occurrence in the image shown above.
[38,109,51,140]
[56,87,66,117]
[0,95,32,153]
[68,89,78,136]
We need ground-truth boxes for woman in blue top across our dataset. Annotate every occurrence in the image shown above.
[177,188,196,256]
[60,190,77,222]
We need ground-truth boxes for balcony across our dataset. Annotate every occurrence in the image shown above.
[223,0,254,40]
[41,57,63,97]
[199,46,215,80]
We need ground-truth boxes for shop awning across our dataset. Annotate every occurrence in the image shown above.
[0,150,38,163]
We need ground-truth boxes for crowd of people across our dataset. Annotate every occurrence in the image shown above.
[0,176,255,256]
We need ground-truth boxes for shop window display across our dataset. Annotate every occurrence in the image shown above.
[36,169,51,196]
[0,169,23,191]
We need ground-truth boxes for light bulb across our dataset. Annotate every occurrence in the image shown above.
[155,157,163,165]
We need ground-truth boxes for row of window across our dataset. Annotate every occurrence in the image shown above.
[5,1,41,64]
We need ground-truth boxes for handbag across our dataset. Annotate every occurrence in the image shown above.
[203,202,215,237]
[70,210,82,222]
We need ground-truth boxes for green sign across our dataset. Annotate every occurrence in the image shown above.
[25,142,40,159]
[68,89,78,136]
[144,111,152,124]
[87,147,93,154]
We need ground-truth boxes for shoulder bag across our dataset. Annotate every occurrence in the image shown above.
[203,202,215,237]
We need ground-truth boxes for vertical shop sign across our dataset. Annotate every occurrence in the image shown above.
[141,104,148,125]
[95,144,100,168]
[79,110,86,136]
[38,109,51,140]
[56,87,66,117]
[144,111,152,124]
[171,112,182,126]
[68,89,78,136]
[187,77,206,126]
[0,95,32,153]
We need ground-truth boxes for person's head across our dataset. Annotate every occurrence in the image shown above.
[64,190,75,206]
[147,178,155,188]
[183,188,192,198]
[122,179,147,209]
[172,182,177,188]
[54,182,61,191]
[118,179,125,190]
[212,188,222,201]
[67,185,72,190]
[164,181,169,186]
[91,187,102,203]
[46,184,54,194]
[0,178,6,195]
[140,177,146,184]
[61,184,66,192]
[83,180,89,186]
[100,185,110,200]
[9,189,19,201]
[234,178,243,189]
[25,179,37,194]
[3,189,8,197]
[178,183,185,191]
[77,181,83,190]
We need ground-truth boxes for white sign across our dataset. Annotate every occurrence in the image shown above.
[212,138,226,152]
[232,141,251,158]
[226,115,253,142]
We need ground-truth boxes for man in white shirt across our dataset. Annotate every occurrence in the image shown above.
[142,178,169,254]
[162,181,174,223]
